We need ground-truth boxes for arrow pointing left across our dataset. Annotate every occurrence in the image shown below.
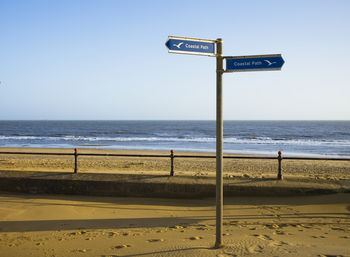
[165,36,216,57]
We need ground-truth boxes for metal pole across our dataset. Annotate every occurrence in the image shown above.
[215,38,224,248]
[74,148,78,174]
[170,149,174,176]
[277,151,283,180]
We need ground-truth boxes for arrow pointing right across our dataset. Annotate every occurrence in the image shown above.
[225,54,285,72]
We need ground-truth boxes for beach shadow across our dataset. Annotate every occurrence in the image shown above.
[116,246,213,257]
[2,190,350,208]
[0,217,205,232]
[126,174,170,181]
[223,212,350,221]
[1,210,349,233]
[225,177,276,185]
[27,172,73,178]
[0,191,216,208]
[0,170,73,175]
[0,197,222,212]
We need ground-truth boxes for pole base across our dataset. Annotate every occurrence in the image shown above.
[214,242,224,249]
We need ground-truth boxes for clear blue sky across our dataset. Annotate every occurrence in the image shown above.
[1,0,349,120]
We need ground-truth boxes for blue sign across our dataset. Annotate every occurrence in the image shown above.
[225,54,284,72]
[166,37,216,56]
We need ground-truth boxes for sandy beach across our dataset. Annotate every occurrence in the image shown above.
[1,147,350,180]
[0,147,350,256]
[0,193,349,257]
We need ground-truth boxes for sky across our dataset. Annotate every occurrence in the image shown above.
[0,0,349,120]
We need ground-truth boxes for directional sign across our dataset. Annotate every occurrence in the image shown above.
[165,36,216,56]
[166,36,285,247]
[225,54,284,72]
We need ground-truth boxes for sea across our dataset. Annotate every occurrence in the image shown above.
[0,120,349,158]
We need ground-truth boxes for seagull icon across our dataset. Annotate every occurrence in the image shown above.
[264,60,277,66]
[173,42,184,49]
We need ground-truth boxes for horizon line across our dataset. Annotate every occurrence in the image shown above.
[0,119,349,122]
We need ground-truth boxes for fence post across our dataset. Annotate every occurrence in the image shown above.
[74,148,78,174]
[277,151,282,180]
[170,149,174,176]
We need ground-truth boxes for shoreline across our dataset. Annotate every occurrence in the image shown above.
[1,145,349,159]
[1,146,350,158]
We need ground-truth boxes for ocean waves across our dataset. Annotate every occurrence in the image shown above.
[1,120,349,157]
[1,135,350,147]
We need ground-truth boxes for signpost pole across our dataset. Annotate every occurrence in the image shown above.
[215,38,224,248]
[165,35,284,249]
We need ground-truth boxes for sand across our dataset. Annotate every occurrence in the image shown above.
[0,147,350,256]
[1,147,350,180]
[0,193,349,257]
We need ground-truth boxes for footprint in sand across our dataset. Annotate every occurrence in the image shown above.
[189,236,202,240]
[268,241,289,247]
[266,224,280,230]
[228,220,241,226]
[301,224,313,229]
[71,249,90,253]
[147,239,164,242]
[171,225,184,229]
[273,230,286,235]
[107,232,119,237]
[247,244,264,253]
[331,227,345,231]
[114,244,131,249]
[254,234,272,241]
[318,254,344,257]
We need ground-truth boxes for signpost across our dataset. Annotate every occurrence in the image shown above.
[165,36,216,56]
[225,54,284,72]
[165,35,284,248]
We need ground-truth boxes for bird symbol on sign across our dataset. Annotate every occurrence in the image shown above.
[173,42,184,49]
[264,60,277,66]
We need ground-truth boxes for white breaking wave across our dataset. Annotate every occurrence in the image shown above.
[0,136,48,140]
[1,135,350,147]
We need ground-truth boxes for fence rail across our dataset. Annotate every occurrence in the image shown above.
[0,149,349,180]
